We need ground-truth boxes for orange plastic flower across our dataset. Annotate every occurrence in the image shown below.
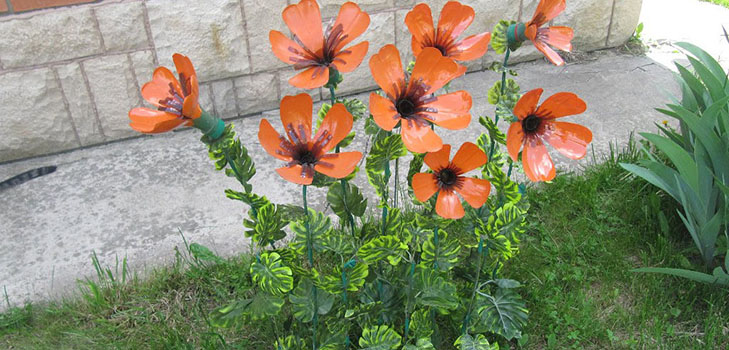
[412,142,490,219]
[506,88,592,182]
[405,1,491,73]
[270,0,370,89]
[128,54,202,134]
[369,45,472,153]
[525,0,574,66]
[258,93,362,185]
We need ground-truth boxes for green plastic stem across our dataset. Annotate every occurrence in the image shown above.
[462,237,487,334]
[193,109,225,140]
[489,48,511,161]
[302,185,318,350]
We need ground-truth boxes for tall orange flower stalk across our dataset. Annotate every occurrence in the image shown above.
[270,0,370,89]
[369,45,472,153]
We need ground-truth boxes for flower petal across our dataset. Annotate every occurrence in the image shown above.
[435,190,464,219]
[332,2,370,51]
[280,93,313,142]
[513,88,543,120]
[370,93,400,131]
[270,30,309,65]
[258,119,292,161]
[522,138,556,182]
[315,152,362,178]
[401,119,443,154]
[369,45,406,100]
[456,177,491,209]
[181,75,202,118]
[506,122,525,161]
[404,3,435,58]
[282,0,324,54]
[172,53,197,93]
[422,90,472,130]
[289,66,330,89]
[540,26,573,52]
[543,121,592,160]
[141,67,183,108]
[332,41,368,73]
[451,142,487,174]
[277,165,312,185]
[412,173,439,202]
[536,92,586,119]
[409,47,461,95]
[449,32,491,61]
[530,0,566,26]
[128,107,183,134]
[437,1,475,42]
[424,144,451,171]
[533,39,565,66]
[316,103,354,153]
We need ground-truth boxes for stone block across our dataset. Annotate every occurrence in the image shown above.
[243,0,288,72]
[55,62,104,146]
[0,68,79,162]
[198,83,216,116]
[234,72,279,115]
[83,54,141,140]
[553,0,613,51]
[95,1,150,52]
[319,0,393,18]
[607,0,644,47]
[147,0,249,82]
[0,7,103,68]
[129,50,157,92]
[211,79,239,119]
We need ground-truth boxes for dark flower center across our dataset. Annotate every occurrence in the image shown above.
[437,168,458,187]
[522,114,541,133]
[294,148,318,166]
[396,98,417,118]
[434,44,448,56]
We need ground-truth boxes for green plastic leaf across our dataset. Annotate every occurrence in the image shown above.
[486,162,521,203]
[291,209,332,255]
[243,203,288,247]
[403,338,435,350]
[327,181,367,219]
[476,287,528,340]
[204,129,256,192]
[414,266,459,310]
[189,243,223,264]
[382,207,403,236]
[479,116,507,145]
[407,153,426,187]
[491,20,521,54]
[274,335,299,350]
[250,252,293,295]
[408,309,434,340]
[248,292,285,320]
[455,334,499,350]
[225,189,270,211]
[320,262,369,293]
[358,235,408,265]
[366,134,407,172]
[359,325,402,350]
[421,230,461,271]
[210,292,284,326]
[289,279,336,322]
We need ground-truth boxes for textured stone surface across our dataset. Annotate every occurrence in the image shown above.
[0,69,79,162]
[244,0,288,72]
[554,0,613,51]
[319,0,393,18]
[607,0,644,47]
[0,53,677,307]
[199,83,217,117]
[83,54,140,140]
[235,72,279,115]
[0,7,103,68]
[55,62,104,146]
[129,50,157,92]
[211,79,239,119]
[95,1,149,52]
[147,0,249,81]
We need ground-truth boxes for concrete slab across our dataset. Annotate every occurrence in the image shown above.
[0,51,677,308]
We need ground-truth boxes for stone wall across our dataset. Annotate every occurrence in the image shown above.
[0,0,643,163]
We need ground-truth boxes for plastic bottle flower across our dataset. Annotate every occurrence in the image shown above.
[506,88,592,182]
[369,45,472,153]
[128,53,209,134]
[405,1,491,73]
[507,0,573,66]
[258,93,362,185]
[412,142,490,219]
[269,0,370,89]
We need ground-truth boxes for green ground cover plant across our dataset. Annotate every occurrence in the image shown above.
[2,145,727,349]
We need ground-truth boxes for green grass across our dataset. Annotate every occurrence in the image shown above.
[1,146,728,349]
[699,0,729,9]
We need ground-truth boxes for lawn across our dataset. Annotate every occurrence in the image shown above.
[1,144,727,349]
[700,0,729,9]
